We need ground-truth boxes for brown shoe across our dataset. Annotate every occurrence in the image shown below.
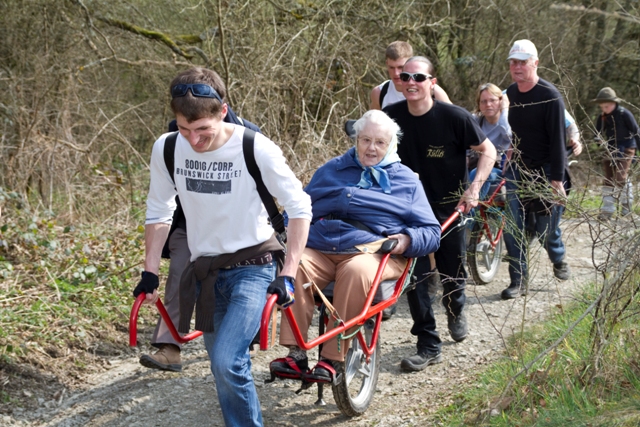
[140,344,182,372]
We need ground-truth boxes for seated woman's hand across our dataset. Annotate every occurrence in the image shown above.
[385,233,410,255]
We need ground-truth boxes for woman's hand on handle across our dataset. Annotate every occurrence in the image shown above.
[456,186,480,214]
[386,233,410,255]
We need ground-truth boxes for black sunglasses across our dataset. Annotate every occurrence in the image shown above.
[170,84,223,103]
[399,72,432,83]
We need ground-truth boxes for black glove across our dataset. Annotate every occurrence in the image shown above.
[267,276,295,308]
[133,271,159,297]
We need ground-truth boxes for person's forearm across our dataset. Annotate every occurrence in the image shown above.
[456,140,497,213]
[567,122,580,142]
[144,223,171,274]
[433,85,452,104]
[551,104,567,181]
[471,141,497,191]
[370,88,381,110]
[279,218,310,278]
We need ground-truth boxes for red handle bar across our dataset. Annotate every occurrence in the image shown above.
[129,293,202,347]
[441,208,461,232]
[258,209,463,351]
[260,294,279,350]
[131,210,462,349]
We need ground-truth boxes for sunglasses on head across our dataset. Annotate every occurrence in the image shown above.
[399,72,432,82]
[170,84,223,103]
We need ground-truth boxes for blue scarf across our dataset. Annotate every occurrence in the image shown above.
[353,142,401,194]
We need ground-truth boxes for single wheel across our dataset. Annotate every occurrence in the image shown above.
[332,319,380,417]
[467,212,503,285]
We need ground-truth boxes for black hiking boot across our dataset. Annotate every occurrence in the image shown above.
[553,261,571,281]
[501,282,526,300]
[400,350,442,372]
[447,311,468,342]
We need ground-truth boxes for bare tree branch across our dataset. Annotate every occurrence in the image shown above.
[550,3,640,25]
[96,16,194,59]
[78,56,191,71]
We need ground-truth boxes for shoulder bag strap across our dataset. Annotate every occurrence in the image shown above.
[242,128,287,241]
[163,131,179,186]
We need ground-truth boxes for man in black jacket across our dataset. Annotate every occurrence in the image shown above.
[501,39,571,300]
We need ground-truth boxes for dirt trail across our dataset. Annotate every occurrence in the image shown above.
[3,220,601,426]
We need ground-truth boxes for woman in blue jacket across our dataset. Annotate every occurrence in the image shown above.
[270,110,441,383]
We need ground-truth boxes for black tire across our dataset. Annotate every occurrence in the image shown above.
[467,213,504,285]
[332,319,380,417]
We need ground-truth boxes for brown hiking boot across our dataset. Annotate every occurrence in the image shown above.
[139,344,182,372]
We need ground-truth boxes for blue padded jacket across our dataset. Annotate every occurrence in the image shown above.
[303,148,441,258]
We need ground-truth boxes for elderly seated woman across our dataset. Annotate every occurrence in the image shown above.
[269,110,441,383]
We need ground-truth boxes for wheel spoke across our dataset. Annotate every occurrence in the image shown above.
[357,362,371,378]
[476,241,490,268]
[482,246,493,268]
[333,327,379,416]
[344,346,363,384]
[468,216,504,285]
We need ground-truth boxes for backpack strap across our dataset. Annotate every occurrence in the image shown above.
[163,131,179,185]
[379,81,390,108]
[161,131,180,259]
[242,128,287,241]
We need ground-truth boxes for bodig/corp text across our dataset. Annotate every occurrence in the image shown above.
[176,160,241,180]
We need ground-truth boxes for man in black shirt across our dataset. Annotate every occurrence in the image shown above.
[384,56,496,371]
[501,39,571,300]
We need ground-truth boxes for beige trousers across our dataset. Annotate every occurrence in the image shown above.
[279,248,407,361]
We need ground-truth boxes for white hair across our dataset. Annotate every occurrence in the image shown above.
[352,110,402,146]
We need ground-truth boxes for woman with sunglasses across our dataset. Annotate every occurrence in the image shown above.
[384,56,496,370]
[371,41,452,110]
[374,51,453,317]
[269,109,441,384]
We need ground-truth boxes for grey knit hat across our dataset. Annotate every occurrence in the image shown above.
[592,87,621,103]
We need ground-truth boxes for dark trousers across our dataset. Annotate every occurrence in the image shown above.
[407,219,467,353]
[152,228,190,348]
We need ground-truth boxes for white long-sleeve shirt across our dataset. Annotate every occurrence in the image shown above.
[146,125,312,261]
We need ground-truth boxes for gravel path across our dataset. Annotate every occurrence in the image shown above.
[3,220,600,426]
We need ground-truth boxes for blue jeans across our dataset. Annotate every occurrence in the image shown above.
[502,165,566,286]
[202,262,276,427]
[469,167,503,200]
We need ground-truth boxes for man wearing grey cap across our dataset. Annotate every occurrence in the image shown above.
[501,39,571,299]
